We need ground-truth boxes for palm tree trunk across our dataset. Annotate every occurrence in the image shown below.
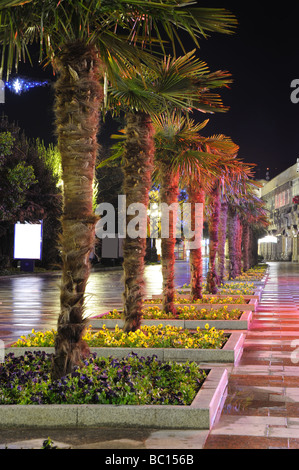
[236,216,242,275]
[122,112,154,332]
[160,166,180,315]
[206,184,221,294]
[228,205,238,279]
[188,184,205,300]
[249,228,258,267]
[217,200,228,284]
[242,221,250,271]
[52,41,102,380]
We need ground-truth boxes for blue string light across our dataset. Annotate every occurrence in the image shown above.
[5,77,49,94]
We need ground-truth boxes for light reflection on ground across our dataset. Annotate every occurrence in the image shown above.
[0,259,209,344]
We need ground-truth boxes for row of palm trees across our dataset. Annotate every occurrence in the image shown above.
[105,103,267,324]
[0,1,266,380]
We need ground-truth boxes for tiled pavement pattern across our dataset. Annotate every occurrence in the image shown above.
[204,262,299,449]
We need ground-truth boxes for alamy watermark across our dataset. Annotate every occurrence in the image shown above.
[95,195,203,249]
[290,79,299,103]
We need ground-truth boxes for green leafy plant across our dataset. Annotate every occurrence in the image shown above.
[0,352,207,406]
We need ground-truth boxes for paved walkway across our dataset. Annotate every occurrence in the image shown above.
[204,262,299,449]
[0,259,202,345]
[2,261,299,449]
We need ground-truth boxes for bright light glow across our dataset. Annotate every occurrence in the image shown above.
[5,77,48,95]
[258,235,278,244]
[14,223,43,260]
[13,79,22,94]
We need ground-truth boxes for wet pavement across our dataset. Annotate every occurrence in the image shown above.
[0,259,207,345]
[0,258,212,451]
[205,262,299,449]
[2,261,299,449]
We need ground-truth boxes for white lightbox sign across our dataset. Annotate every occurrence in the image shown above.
[14,223,43,260]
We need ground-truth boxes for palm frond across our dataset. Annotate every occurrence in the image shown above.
[0,0,237,80]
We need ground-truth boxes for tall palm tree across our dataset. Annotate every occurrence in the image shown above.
[236,182,268,271]
[217,196,229,284]
[226,178,260,279]
[207,167,259,291]
[214,167,258,283]
[153,114,204,315]
[0,0,236,377]
[200,136,241,293]
[153,115,231,312]
[185,136,249,298]
[102,53,232,329]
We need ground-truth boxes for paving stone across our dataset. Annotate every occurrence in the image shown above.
[204,262,299,449]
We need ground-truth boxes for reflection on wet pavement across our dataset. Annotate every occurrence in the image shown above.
[205,262,299,449]
[0,259,208,344]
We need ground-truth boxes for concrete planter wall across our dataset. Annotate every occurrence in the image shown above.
[0,367,228,430]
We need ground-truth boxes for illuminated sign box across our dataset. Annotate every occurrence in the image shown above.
[13,223,43,260]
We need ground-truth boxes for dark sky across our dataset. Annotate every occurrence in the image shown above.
[2,2,299,180]
[196,2,299,179]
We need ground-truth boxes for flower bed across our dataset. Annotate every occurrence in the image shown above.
[145,294,248,305]
[0,351,207,406]
[0,351,228,429]
[12,324,227,350]
[144,295,257,311]
[6,326,245,364]
[180,281,257,296]
[178,282,262,301]
[91,306,252,330]
[109,306,243,321]
[224,265,269,284]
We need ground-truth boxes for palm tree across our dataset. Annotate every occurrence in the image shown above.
[102,53,232,329]
[201,136,241,293]
[237,182,268,271]
[153,115,230,312]
[155,127,246,305]
[153,114,200,315]
[217,196,229,284]
[226,178,260,279]
[186,169,213,300]
[185,136,249,297]
[214,167,258,283]
[207,164,257,291]
[0,0,236,377]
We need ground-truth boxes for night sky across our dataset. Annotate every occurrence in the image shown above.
[2,2,299,180]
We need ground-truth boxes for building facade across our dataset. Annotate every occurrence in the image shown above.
[258,161,299,262]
